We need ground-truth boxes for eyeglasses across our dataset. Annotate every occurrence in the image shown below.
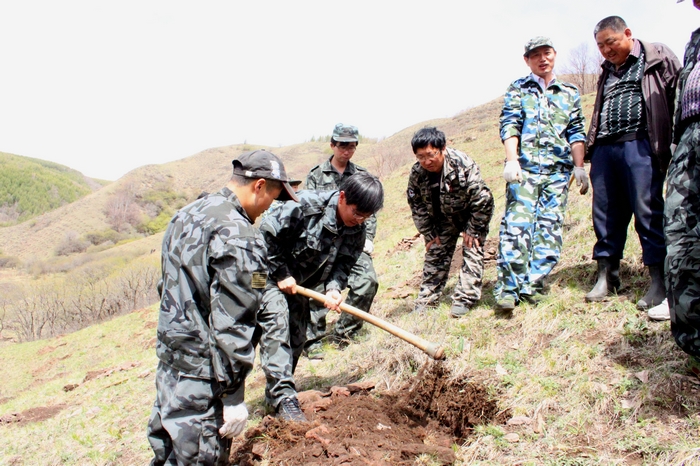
[415,150,441,162]
[336,143,357,152]
[350,206,372,221]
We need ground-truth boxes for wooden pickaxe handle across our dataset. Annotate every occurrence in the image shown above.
[296,285,445,360]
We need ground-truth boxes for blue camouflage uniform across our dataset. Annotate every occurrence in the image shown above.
[407,148,494,310]
[147,188,266,465]
[256,190,365,408]
[665,26,700,359]
[305,157,378,342]
[496,74,586,301]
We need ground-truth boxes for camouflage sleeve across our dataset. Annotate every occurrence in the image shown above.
[406,168,437,242]
[500,82,523,142]
[207,232,265,403]
[566,90,587,144]
[305,170,318,190]
[259,203,305,283]
[326,229,366,292]
[463,162,495,238]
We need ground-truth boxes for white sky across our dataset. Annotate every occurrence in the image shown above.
[0,0,697,180]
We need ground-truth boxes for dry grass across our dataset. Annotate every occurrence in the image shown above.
[1,95,700,464]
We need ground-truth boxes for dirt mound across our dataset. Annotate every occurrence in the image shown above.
[231,363,507,465]
[0,404,66,426]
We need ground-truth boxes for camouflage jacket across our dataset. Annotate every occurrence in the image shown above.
[260,190,365,292]
[500,74,586,174]
[674,27,700,143]
[156,187,266,403]
[406,148,494,242]
[306,156,377,241]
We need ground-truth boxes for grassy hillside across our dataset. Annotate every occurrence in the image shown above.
[1,95,700,464]
[0,152,107,226]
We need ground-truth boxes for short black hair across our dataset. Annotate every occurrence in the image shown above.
[331,139,359,147]
[594,16,627,36]
[339,172,384,214]
[411,127,446,154]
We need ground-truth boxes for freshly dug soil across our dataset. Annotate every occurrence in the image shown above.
[230,362,507,465]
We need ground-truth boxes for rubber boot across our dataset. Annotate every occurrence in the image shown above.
[585,258,620,302]
[636,264,666,310]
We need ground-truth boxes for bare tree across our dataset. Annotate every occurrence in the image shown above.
[104,182,142,232]
[560,42,602,95]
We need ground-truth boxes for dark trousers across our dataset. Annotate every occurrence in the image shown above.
[589,138,666,265]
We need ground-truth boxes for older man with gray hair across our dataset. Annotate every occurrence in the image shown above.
[585,16,680,317]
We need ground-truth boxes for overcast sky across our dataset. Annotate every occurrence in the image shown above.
[0,1,697,180]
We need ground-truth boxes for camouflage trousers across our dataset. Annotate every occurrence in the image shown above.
[494,171,570,301]
[416,224,485,309]
[665,120,700,359]
[147,361,232,465]
[255,284,310,408]
[306,252,378,344]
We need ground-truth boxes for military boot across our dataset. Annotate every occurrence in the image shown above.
[636,264,666,310]
[585,258,620,302]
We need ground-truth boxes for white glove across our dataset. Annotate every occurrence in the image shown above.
[503,160,522,183]
[219,400,248,439]
[573,166,589,195]
[363,239,374,255]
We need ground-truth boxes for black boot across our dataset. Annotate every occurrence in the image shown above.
[585,258,621,302]
[636,264,666,310]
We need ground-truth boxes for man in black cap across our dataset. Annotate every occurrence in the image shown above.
[147,150,297,465]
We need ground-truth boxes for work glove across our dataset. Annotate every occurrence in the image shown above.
[503,160,522,183]
[363,239,374,255]
[573,166,589,195]
[219,400,248,439]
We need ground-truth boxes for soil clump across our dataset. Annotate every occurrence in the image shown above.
[230,362,507,465]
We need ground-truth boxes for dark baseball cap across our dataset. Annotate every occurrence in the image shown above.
[332,123,359,142]
[232,150,299,202]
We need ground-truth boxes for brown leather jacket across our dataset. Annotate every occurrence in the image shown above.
[586,39,681,172]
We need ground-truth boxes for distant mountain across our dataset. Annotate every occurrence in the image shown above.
[0,152,108,225]
[0,93,597,263]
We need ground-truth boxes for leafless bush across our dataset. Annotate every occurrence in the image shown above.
[0,255,20,269]
[104,183,142,232]
[0,300,6,339]
[369,147,405,179]
[6,261,160,342]
[55,230,90,256]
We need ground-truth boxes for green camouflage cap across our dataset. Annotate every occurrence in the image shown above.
[232,150,299,202]
[524,36,555,57]
[332,123,359,142]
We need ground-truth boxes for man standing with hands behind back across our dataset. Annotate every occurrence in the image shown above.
[584,16,680,316]
[495,36,588,312]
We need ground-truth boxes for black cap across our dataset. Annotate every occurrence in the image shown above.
[232,150,299,202]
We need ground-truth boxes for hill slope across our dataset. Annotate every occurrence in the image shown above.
[0,152,107,227]
[1,94,699,465]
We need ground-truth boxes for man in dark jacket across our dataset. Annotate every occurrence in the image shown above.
[585,16,681,312]
[406,127,494,317]
[256,172,384,421]
[147,150,298,465]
